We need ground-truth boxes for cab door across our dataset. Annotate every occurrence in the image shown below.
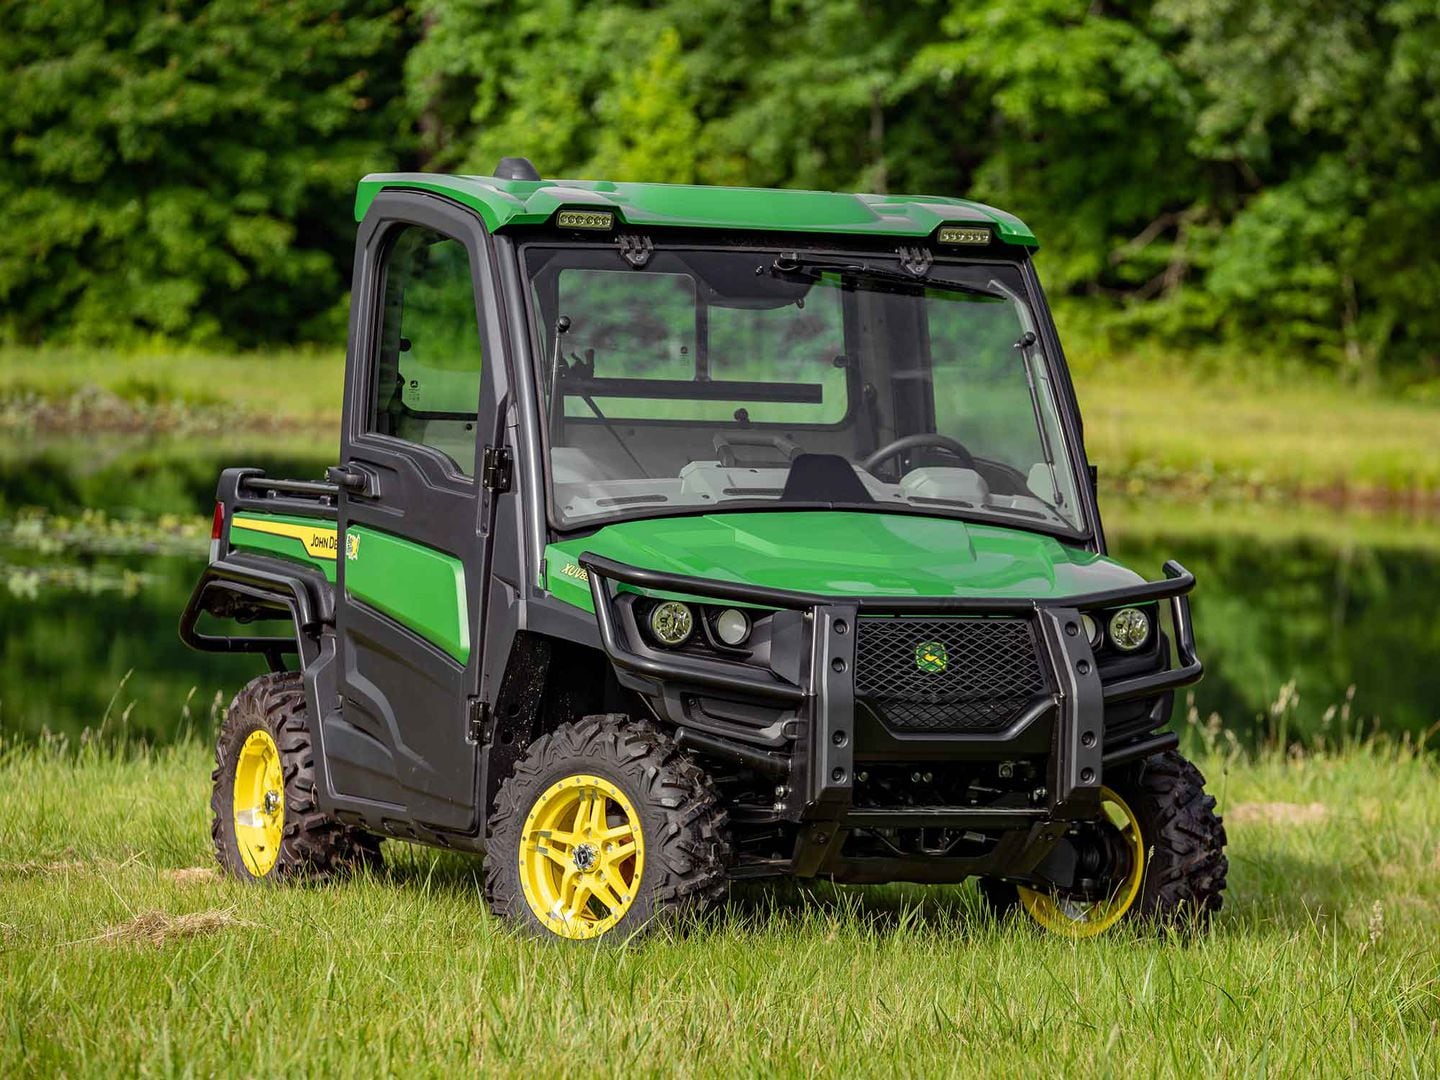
[326,193,500,834]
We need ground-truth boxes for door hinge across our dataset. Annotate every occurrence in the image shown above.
[467,698,489,743]
[482,446,513,493]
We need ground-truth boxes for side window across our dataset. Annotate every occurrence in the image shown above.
[370,225,483,474]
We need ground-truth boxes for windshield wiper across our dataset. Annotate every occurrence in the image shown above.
[554,345,647,476]
[768,254,1004,300]
[1014,329,1066,517]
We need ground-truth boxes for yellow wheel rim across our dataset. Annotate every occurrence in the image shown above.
[518,774,645,940]
[232,729,285,877]
[1018,786,1145,938]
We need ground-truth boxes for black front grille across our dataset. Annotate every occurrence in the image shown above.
[854,617,1048,733]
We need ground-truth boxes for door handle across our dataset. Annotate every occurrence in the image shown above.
[326,464,372,496]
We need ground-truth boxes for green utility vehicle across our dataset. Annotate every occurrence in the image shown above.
[183,158,1226,940]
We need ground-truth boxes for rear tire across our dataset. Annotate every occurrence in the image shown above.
[484,714,729,940]
[980,749,1227,933]
[211,672,381,882]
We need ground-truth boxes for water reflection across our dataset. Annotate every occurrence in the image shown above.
[1110,514,1440,742]
[2,485,1437,745]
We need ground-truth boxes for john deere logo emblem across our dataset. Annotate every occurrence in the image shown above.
[916,642,948,673]
[345,533,360,561]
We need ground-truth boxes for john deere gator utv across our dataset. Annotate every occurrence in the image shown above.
[182,157,1226,940]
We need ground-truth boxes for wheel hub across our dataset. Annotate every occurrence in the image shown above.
[1061,821,1136,901]
[572,842,598,872]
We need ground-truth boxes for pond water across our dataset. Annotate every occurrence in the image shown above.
[1105,502,1440,745]
[2,440,1436,746]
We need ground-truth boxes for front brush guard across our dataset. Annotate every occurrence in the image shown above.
[582,554,1200,817]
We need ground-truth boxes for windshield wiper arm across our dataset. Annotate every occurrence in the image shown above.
[556,348,647,476]
[768,254,1004,300]
[1014,330,1066,516]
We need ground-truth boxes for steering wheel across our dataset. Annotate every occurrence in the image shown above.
[862,432,977,474]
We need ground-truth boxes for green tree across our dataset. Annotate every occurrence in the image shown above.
[586,28,701,183]
[0,1,414,347]
[909,2,1200,295]
[3,0,1437,375]
[1162,0,1440,379]
[405,0,662,176]
[405,0,950,193]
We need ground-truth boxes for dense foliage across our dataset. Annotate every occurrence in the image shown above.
[0,2,412,347]
[4,1,1437,376]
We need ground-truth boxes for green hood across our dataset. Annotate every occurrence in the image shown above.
[545,511,1141,612]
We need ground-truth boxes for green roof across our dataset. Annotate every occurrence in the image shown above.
[354,173,1038,247]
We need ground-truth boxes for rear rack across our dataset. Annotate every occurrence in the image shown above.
[178,554,334,671]
[238,475,340,500]
[218,467,341,522]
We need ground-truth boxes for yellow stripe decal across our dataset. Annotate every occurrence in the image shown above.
[231,517,340,560]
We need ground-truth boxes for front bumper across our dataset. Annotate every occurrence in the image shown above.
[582,552,1202,880]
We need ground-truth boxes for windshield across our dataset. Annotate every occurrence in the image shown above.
[524,244,1085,534]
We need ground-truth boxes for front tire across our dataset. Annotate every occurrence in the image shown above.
[211,672,381,882]
[484,715,728,940]
[981,750,1227,935]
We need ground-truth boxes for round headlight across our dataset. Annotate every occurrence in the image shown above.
[1107,607,1151,651]
[648,601,694,646]
[1080,613,1101,647]
[714,608,751,647]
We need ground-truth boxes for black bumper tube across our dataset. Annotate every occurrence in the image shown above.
[580,552,1203,824]
[583,553,1202,701]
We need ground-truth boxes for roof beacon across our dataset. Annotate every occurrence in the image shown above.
[493,156,541,181]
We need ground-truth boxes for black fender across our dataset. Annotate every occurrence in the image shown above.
[179,552,335,672]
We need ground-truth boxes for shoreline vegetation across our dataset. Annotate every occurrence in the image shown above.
[4,345,1438,514]
[1,717,1436,1073]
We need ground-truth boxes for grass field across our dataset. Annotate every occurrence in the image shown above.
[5,345,1440,504]
[1075,358,1440,504]
[2,346,344,425]
[2,732,1436,1075]
[4,343,1438,1074]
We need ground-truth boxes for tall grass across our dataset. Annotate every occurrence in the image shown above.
[2,701,1436,1076]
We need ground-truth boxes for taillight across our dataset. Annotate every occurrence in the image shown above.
[210,502,225,540]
